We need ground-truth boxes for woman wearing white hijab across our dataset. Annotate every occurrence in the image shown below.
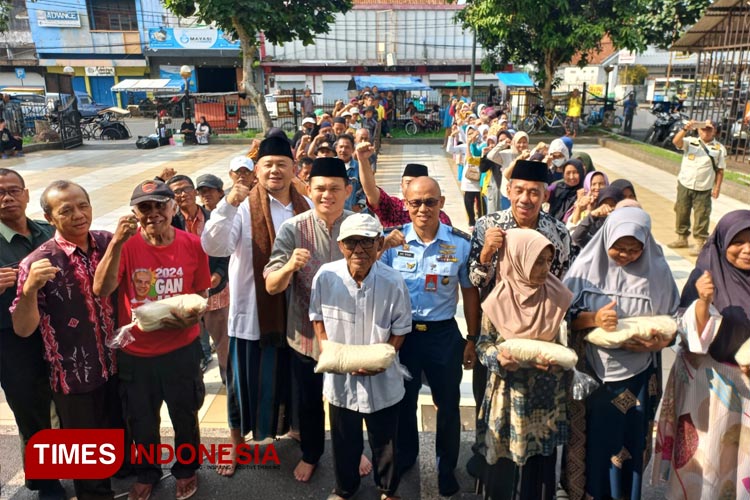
[562,207,680,500]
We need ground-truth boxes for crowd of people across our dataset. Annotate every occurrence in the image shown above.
[0,92,747,500]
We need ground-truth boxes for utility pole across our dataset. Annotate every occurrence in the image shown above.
[470,30,477,102]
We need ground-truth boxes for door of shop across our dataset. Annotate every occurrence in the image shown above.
[89,76,116,107]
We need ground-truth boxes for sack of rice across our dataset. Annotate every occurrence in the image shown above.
[315,340,396,374]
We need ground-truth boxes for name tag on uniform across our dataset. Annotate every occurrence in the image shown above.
[397,251,414,258]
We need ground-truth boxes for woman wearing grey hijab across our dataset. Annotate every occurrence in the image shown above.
[562,207,680,500]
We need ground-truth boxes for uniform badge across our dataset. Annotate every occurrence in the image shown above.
[425,274,438,292]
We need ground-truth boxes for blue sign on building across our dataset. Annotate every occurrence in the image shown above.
[148,28,240,51]
[158,65,198,93]
[15,68,25,80]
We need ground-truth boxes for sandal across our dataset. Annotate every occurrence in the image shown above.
[128,482,153,500]
[175,475,198,500]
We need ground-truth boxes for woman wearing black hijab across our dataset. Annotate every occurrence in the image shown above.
[570,184,625,249]
[652,210,750,499]
[609,179,637,200]
[546,159,584,222]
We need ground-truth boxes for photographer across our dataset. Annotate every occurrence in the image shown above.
[668,119,726,256]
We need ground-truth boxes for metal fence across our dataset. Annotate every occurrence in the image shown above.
[3,101,48,137]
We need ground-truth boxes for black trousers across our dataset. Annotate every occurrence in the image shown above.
[330,403,400,498]
[53,380,122,500]
[463,191,486,226]
[397,320,464,477]
[483,451,557,500]
[0,328,60,493]
[471,361,488,461]
[623,112,634,136]
[291,350,325,464]
[117,340,205,485]
[0,136,22,154]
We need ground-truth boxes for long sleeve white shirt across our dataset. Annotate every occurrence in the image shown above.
[201,195,312,340]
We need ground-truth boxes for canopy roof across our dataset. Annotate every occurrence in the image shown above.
[111,79,182,92]
[672,0,749,51]
[353,76,432,91]
[496,72,535,87]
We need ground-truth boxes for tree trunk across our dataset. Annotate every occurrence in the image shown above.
[234,18,274,132]
[541,50,556,111]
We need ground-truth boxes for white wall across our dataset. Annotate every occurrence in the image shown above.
[265,9,481,65]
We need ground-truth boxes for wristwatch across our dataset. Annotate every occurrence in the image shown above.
[466,334,479,342]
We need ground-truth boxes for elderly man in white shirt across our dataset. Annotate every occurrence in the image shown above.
[310,213,412,500]
[201,138,313,477]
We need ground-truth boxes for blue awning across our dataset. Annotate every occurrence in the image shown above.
[495,72,535,87]
[353,76,432,92]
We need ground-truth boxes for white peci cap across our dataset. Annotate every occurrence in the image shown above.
[337,213,383,241]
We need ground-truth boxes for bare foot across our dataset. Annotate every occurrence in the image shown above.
[284,430,301,442]
[216,448,237,477]
[216,430,242,477]
[359,454,372,476]
[294,460,316,482]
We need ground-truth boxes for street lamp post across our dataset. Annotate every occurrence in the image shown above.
[603,64,615,127]
[180,65,192,120]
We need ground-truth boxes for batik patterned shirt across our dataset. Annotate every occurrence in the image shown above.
[12,231,116,394]
[368,187,452,229]
[469,208,573,299]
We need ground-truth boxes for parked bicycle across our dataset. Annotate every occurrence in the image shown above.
[521,104,566,134]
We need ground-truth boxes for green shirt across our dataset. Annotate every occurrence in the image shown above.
[0,219,55,331]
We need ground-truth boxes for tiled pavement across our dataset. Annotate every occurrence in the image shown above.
[0,140,747,499]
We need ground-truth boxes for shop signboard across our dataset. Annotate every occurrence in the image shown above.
[38,10,81,28]
[148,28,240,50]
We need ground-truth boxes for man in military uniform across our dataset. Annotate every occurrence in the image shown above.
[466,160,573,479]
[381,176,480,497]
[668,119,726,256]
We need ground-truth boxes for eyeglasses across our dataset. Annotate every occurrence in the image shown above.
[406,198,440,209]
[341,237,377,250]
[171,187,195,195]
[0,187,24,198]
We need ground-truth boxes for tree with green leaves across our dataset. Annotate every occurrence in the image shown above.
[163,0,353,132]
[0,0,17,32]
[457,0,710,108]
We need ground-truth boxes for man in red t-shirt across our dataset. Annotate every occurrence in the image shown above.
[94,179,210,500]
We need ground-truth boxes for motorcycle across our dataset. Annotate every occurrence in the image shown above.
[644,101,688,150]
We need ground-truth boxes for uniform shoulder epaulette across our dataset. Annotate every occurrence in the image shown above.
[450,226,471,241]
[384,225,404,234]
